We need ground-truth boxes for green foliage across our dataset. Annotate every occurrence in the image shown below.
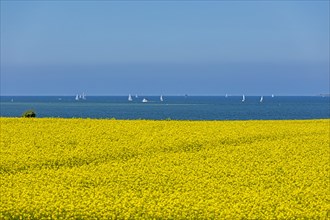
[22,110,36,118]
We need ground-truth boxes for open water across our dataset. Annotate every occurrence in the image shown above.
[0,96,329,120]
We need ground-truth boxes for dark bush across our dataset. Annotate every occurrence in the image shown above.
[22,110,36,118]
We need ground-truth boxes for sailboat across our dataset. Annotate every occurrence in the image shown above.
[75,94,79,101]
[242,94,245,102]
[260,96,263,103]
[160,95,163,102]
[225,94,228,98]
[82,92,86,100]
[128,94,133,101]
[271,94,274,98]
[142,98,148,103]
[135,94,138,98]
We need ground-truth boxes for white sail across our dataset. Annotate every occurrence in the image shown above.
[260,96,263,102]
[142,98,148,103]
[271,94,274,98]
[128,94,133,101]
[242,94,245,102]
[160,95,163,102]
[82,92,86,100]
[225,94,228,98]
[135,94,138,98]
[75,94,79,100]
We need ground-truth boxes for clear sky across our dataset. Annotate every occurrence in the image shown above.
[1,1,329,96]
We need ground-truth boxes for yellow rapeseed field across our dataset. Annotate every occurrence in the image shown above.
[0,118,329,219]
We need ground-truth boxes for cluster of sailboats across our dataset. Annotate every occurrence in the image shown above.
[128,94,164,103]
[74,93,274,103]
[129,94,273,103]
[75,92,86,101]
[235,94,274,103]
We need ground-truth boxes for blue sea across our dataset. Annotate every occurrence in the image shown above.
[0,96,329,120]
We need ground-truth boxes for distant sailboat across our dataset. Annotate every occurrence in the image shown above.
[225,94,228,98]
[271,94,274,98]
[242,94,245,102]
[75,94,79,101]
[82,92,86,100]
[135,94,138,98]
[260,96,263,103]
[128,94,133,101]
[160,95,163,102]
[142,98,148,103]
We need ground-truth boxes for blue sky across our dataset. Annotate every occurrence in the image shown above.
[1,1,329,96]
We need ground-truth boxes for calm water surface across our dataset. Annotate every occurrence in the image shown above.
[0,96,329,120]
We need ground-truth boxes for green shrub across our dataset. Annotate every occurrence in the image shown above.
[22,110,36,118]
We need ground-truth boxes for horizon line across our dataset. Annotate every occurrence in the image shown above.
[0,94,328,97]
